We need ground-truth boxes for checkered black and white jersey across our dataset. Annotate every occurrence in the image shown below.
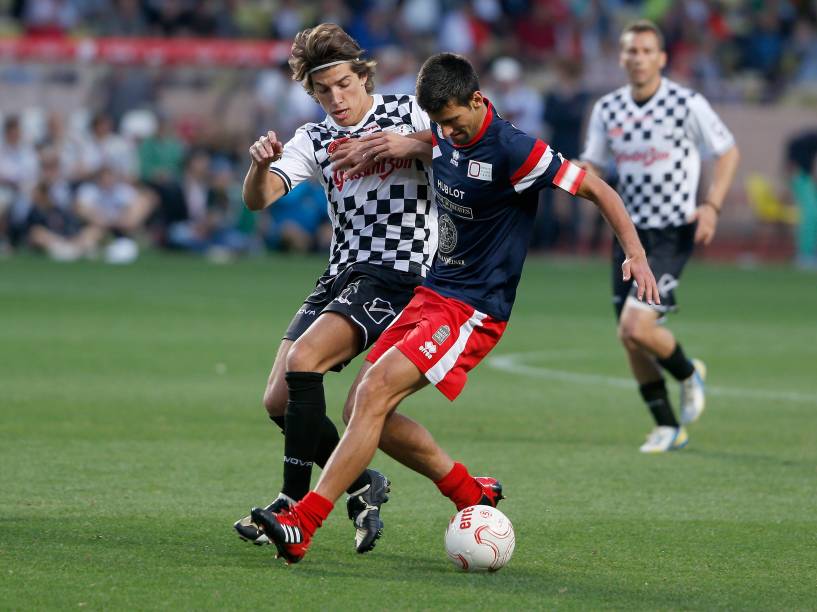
[581,78,735,229]
[268,94,437,277]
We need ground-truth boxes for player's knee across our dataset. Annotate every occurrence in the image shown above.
[285,338,319,372]
[618,317,648,349]
[352,370,393,421]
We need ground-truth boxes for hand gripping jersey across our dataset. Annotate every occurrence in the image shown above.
[268,94,438,277]
[426,100,586,321]
[581,78,735,230]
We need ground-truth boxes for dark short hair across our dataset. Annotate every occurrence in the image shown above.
[620,19,665,51]
[416,53,480,114]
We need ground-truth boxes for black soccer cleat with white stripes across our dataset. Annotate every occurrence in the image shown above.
[250,506,311,564]
[233,494,293,545]
[346,468,390,553]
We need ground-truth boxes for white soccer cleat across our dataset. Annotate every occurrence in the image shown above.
[639,426,689,453]
[680,359,706,424]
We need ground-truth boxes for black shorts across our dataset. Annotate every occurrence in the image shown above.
[284,262,423,371]
[612,222,695,320]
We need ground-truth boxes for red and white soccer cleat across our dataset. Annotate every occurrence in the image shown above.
[251,506,312,564]
[473,476,505,509]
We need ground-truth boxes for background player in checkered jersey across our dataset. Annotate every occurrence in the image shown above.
[249,52,660,565]
[235,23,438,554]
[578,20,740,454]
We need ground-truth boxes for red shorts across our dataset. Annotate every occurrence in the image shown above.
[366,286,507,401]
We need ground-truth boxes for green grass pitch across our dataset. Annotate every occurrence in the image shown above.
[2,254,816,610]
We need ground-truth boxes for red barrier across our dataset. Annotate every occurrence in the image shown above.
[0,36,290,66]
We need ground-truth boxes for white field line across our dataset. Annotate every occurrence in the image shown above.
[486,351,817,405]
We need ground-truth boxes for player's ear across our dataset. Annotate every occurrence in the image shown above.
[658,51,667,70]
[470,91,484,110]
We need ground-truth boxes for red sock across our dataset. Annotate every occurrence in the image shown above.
[295,491,334,536]
[434,462,483,511]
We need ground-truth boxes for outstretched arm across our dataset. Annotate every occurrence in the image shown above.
[574,171,661,305]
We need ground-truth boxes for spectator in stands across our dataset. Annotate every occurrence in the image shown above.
[75,112,138,182]
[0,116,39,247]
[25,180,103,261]
[75,164,153,258]
[262,181,331,254]
[488,56,542,137]
[535,58,592,250]
[39,113,81,182]
[139,115,185,185]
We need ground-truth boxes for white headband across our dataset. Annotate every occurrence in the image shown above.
[308,59,358,74]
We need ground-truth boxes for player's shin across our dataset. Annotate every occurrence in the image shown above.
[656,342,695,381]
[639,379,679,427]
[282,371,326,500]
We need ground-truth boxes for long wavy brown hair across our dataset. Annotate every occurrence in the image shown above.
[289,23,377,97]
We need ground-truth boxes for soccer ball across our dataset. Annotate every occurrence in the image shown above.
[444,505,515,572]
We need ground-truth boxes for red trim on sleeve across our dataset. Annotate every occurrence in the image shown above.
[569,168,587,194]
[510,139,547,185]
[552,158,570,185]
[431,131,438,146]
[553,161,587,195]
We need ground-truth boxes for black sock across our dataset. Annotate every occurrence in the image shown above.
[313,415,338,467]
[282,371,326,501]
[657,342,695,381]
[313,415,371,494]
[639,379,679,427]
[274,383,372,498]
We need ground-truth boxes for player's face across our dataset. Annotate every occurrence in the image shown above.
[311,64,370,126]
[429,92,485,145]
[619,31,666,88]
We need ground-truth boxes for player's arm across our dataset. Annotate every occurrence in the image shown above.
[686,94,740,245]
[575,171,660,305]
[331,130,433,175]
[243,130,287,211]
[574,159,602,177]
[694,144,740,245]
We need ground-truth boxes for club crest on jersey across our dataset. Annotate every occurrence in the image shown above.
[432,325,450,345]
[419,341,437,359]
[450,150,460,167]
[364,297,396,324]
[467,160,492,182]
[438,214,458,255]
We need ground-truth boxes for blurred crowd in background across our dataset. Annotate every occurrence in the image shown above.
[1,0,816,264]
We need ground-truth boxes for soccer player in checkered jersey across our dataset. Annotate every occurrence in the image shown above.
[250,52,660,564]
[579,20,740,453]
[234,24,438,554]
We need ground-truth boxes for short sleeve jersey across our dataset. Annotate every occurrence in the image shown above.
[581,78,735,229]
[426,101,586,321]
[268,94,437,277]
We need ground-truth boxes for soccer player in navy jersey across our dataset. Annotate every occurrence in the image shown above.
[250,52,660,564]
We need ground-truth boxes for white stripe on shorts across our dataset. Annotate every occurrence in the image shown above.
[425,310,487,386]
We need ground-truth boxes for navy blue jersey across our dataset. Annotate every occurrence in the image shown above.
[425,101,585,320]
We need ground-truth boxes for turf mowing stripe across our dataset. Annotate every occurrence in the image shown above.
[487,351,817,404]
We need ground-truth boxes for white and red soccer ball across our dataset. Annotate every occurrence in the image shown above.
[444,505,515,572]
